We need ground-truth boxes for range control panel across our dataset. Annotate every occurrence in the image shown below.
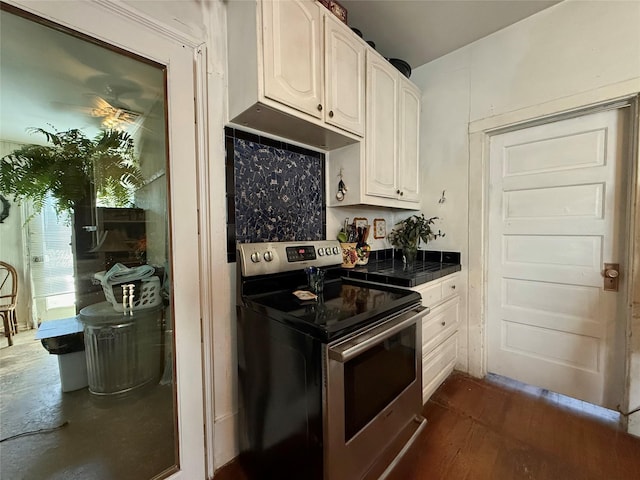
[286,245,317,263]
[238,240,342,277]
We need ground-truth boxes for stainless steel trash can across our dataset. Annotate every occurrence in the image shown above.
[79,302,163,395]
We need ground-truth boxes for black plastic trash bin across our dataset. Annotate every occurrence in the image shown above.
[36,317,88,392]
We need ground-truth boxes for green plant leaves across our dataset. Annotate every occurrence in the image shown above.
[387,213,445,249]
[0,127,142,217]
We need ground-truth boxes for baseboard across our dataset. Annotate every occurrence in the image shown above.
[214,411,239,470]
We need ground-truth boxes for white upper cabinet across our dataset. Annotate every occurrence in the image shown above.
[262,0,323,119]
[365,53,398,199]
[397,80,421,203]
[326,48,421,210]
[227,0,364,150]
[324,13,365,136]
[365,49,421,205]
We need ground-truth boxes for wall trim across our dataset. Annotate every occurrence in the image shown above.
[193,43,218,478]
[625,95,640,436]
[469,78,640,134]
[93,0,203,48]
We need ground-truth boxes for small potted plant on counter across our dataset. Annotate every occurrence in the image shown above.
[387,214,445,267]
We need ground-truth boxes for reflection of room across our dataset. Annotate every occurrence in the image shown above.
[0,7,177,480]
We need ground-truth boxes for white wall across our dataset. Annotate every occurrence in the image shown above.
[411,0,640,433]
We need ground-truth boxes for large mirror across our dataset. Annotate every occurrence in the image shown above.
[0,5,178,479]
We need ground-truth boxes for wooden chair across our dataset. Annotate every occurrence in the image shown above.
[0,261,18,347]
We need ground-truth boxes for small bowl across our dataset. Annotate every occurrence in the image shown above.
[389,58,411,78]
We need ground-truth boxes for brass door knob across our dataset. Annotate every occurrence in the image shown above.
[605,268,619,278]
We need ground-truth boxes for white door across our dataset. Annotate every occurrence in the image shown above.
[27,195,75,323]
[262,0,323,118]
[397,78,420,203]
[8,1,207,478]
[324,13,365,136]
[487,108,629,410]
[365,51,398,199]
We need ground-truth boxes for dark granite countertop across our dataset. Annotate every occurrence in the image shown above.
[341,251,461,288]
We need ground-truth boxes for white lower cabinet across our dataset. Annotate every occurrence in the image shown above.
[422,332,458,403]
[413,273,460,403]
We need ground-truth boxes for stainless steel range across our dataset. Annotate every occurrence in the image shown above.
[236,240,428,479]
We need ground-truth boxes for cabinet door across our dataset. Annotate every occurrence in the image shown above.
[365,52,398,199]
[324,14,365,136]
[262,0,323,119]
[397,78,420,203]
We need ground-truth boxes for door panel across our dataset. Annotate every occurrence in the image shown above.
[324,14,365,135]
[488,108,628,409]
[262,0,323,118]
[365,53,397,198]
[398,80,420,202]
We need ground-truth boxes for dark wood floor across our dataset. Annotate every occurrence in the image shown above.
[215,372,640,480]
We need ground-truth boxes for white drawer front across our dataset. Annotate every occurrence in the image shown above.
[441,274,459,303]
[417,281,442,307]
[422,297,459,355]
[422,332,458,403]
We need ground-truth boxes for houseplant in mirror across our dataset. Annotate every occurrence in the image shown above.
[387,214,445,267]
[0,126,142,221]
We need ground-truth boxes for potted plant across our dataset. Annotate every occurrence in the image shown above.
[0,126,142,219]
[387,214,445,266]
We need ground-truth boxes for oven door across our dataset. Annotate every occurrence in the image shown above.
[324,305,428,480]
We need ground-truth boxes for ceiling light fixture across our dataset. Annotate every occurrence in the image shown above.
[90,96,141,131]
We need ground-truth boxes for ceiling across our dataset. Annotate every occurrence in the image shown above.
[0,8,164,146]
[339,0,561,70]
[0,1,561,146]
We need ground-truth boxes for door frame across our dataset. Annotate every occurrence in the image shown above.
[467,88,640,426]
[3,0,212,477]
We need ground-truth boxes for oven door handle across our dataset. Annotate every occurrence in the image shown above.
[328,305,429,363]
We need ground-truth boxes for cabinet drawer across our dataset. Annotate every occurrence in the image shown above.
[422,332,458,403]
[417,281,441,307]
[422,297,459,355]
[441,275,459,303]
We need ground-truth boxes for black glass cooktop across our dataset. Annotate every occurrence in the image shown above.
[242,277,421,342]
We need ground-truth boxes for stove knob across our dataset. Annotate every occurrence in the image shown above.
[318,248,325,256]
[263,251,273,262]
[332,246,340,255]
[325,247,331,255]
[250,252,261,263]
